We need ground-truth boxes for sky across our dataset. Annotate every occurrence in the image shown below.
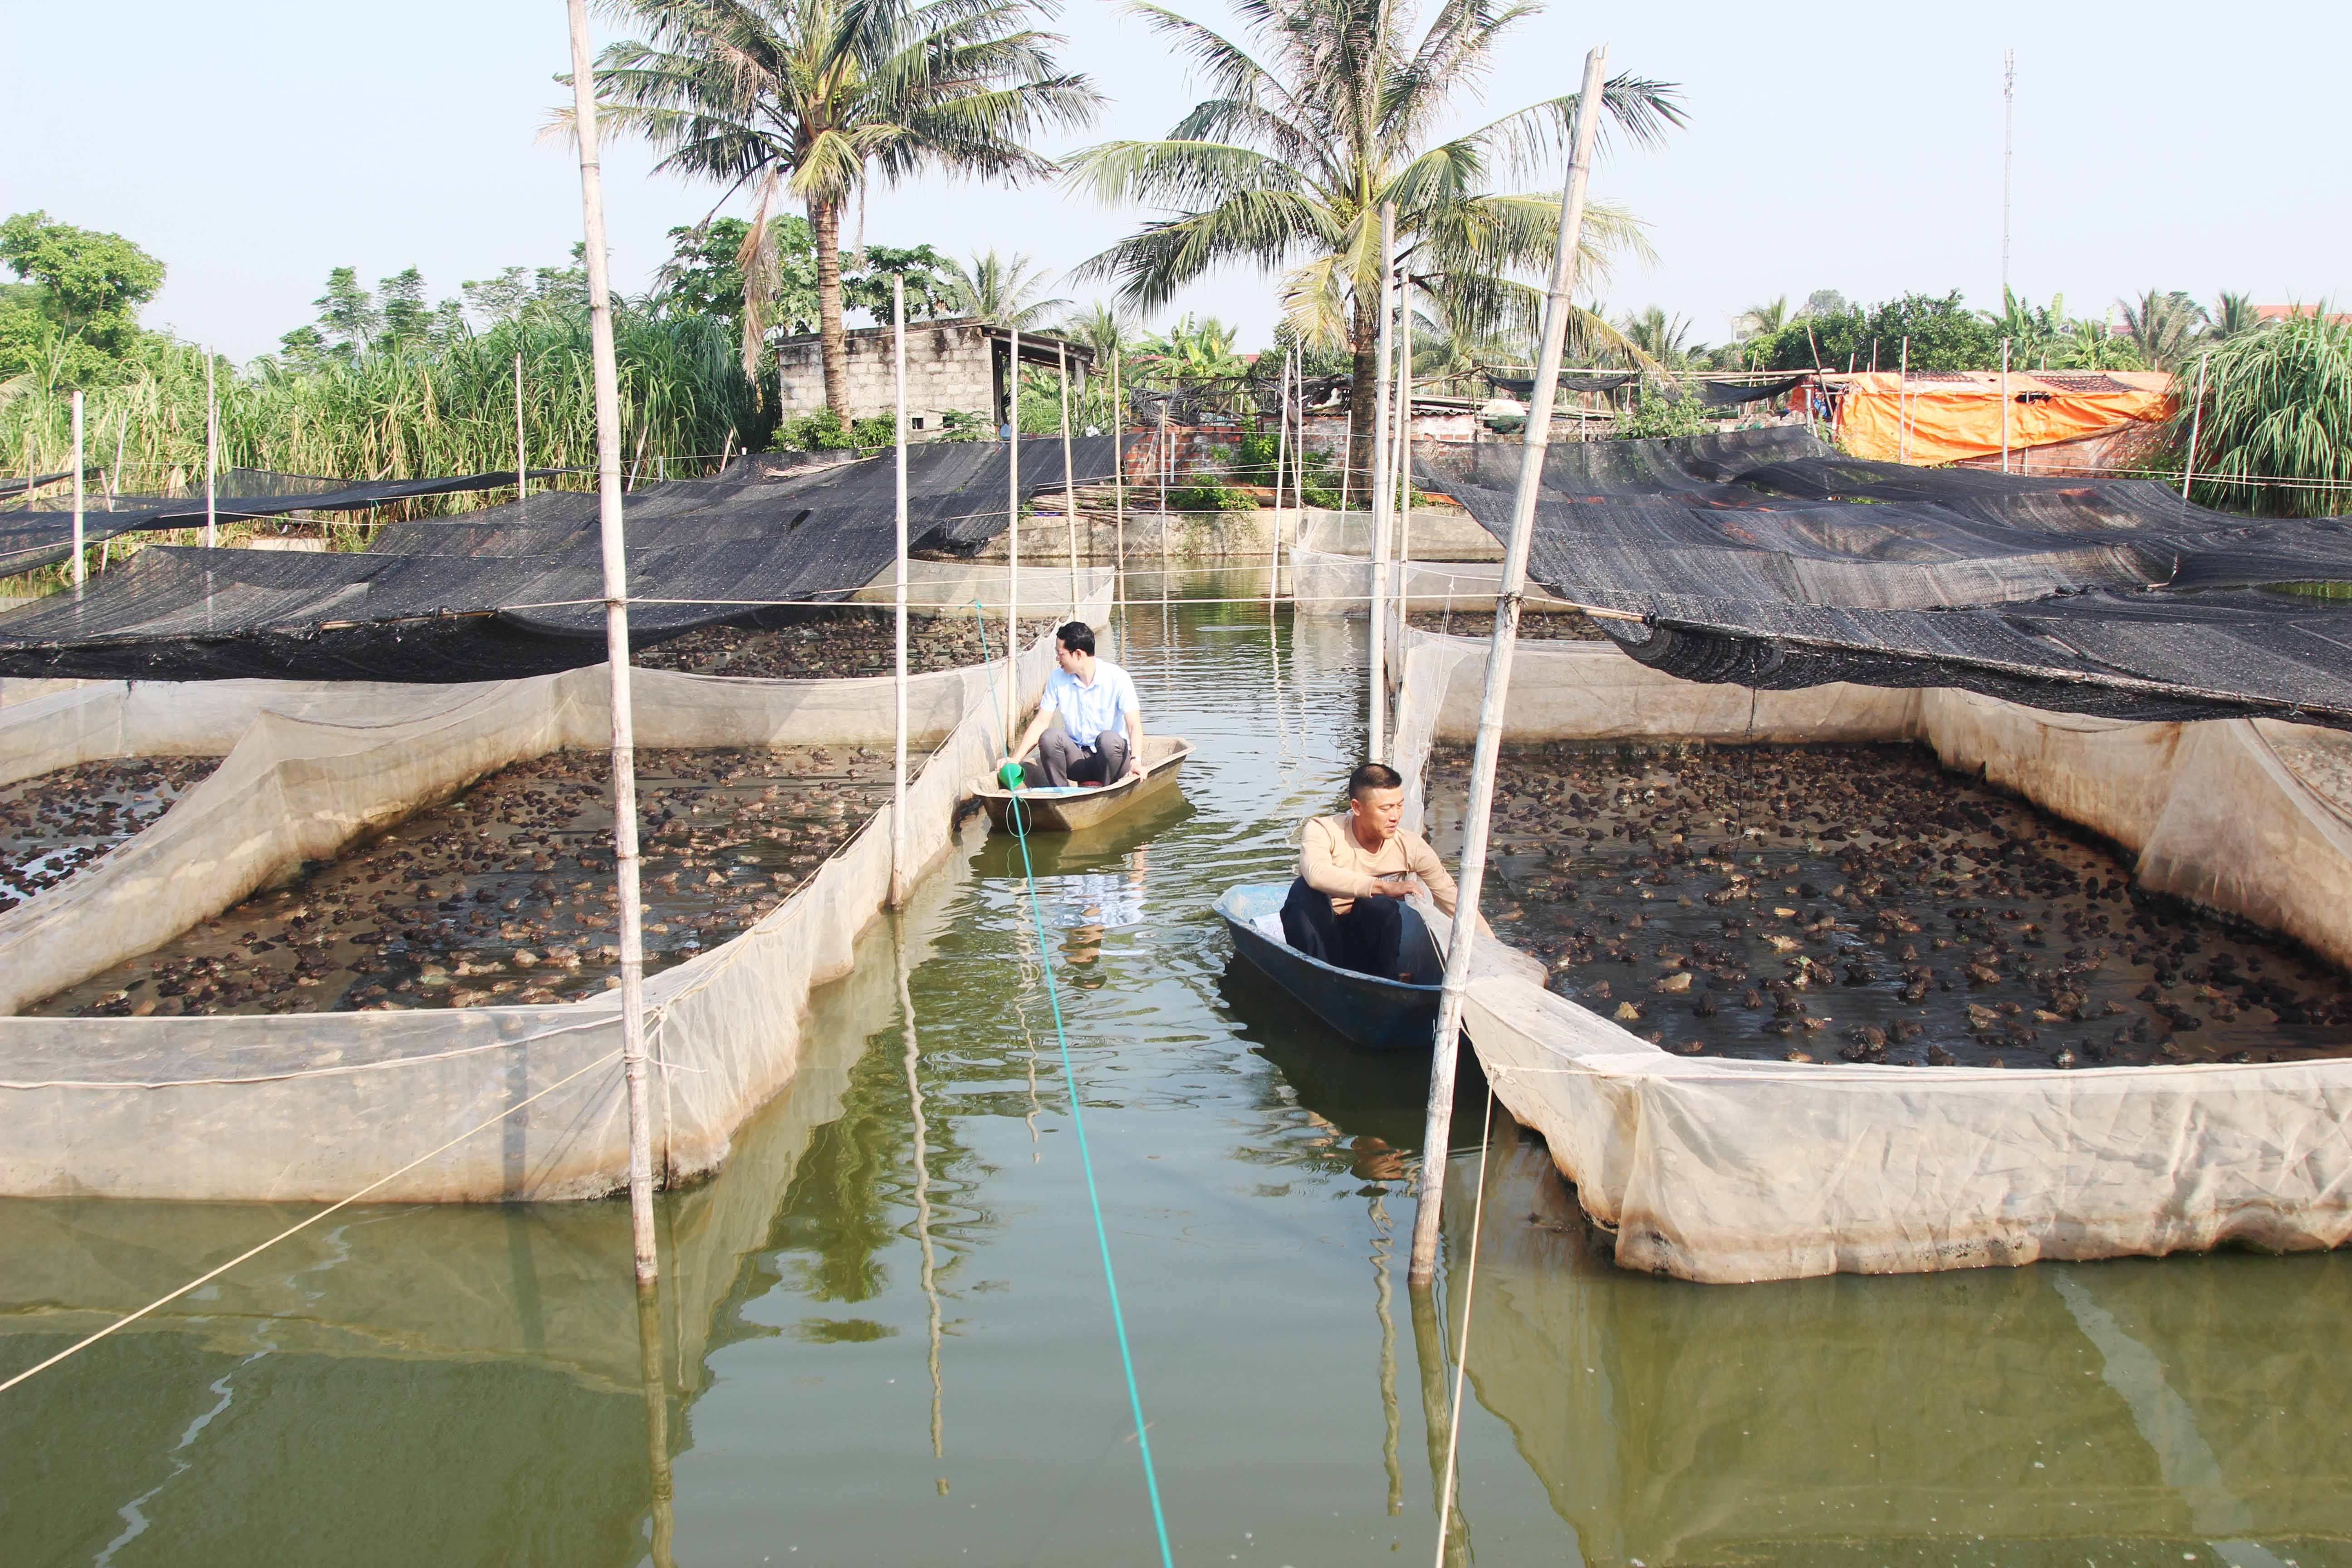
[5,0,2347,364]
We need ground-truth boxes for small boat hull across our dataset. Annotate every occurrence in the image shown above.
[971,736,1195,834]
[1215,882,1446,1052]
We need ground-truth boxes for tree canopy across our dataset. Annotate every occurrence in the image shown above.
[0,211,168,387]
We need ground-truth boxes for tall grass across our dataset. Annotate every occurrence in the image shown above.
[0,307,773,502]
[2179,309,2352,518]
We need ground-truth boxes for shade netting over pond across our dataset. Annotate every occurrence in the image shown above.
[1417,430,2352,729]
[0,438,1124,682]
[0,468,567,577]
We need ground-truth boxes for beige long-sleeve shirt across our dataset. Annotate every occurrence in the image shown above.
[1298,812,1459,918]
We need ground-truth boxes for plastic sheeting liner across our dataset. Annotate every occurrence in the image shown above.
[1833,369,2176,465]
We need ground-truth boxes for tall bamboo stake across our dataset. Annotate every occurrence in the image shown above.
[634,1269,678,1568]
[1395,294,1415,614]
[1112,343,1127,663]
[1005,328,1021,748]
[1058,339,1078,613]
[1367,201,1397,760]
[2180,352,2210,503]
[514,350,529,514]
[69,392,84,589]
[566,0,660,1285]
[1408,45,1608,1284]
[203,347,218,548]
[1158,399,1170,607]
[1271,348,1291,612]
[891,275,911,908]
[1999,337,2012,473]
[1897,335,1911,464]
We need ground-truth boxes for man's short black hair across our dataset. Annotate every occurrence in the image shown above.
[1057,621,1096,657]
[1348,762,1404,799]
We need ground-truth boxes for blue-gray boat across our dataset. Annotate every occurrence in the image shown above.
[1214,882,1445,1052]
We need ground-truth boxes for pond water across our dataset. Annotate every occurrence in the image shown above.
[3,578,2348,1567]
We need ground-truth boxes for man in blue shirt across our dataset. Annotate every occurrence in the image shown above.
[1003,621,1146,788]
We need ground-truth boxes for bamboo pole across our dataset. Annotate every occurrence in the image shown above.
[1408,45,1608,1284]
[203,347,218,549]
[1395,293,1415,612]
[1271,347,1291,612]
[107,406,124,511]
[891,275,911,909]
[1896,335,1911,465]
[70,391,84,590]
[635,1274,678,1568]
[895,912,945,1467]
[1005,328,1021,749]
[1059,339,1078,614]
[566,0,660,1286]
[514,350,529,513]
[2180,352,2210,503]
[1112,343,1127,663]
[1367,201,1397,761]
[1999,338,2011,473]
[1158,398,1170,607]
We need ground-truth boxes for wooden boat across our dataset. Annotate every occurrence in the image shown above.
[969,735,1195,834]
[1214,882,1446,1051]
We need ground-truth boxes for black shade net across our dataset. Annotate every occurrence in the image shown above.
[1481,373,1804,407]
[0,436,1126,683]
[1486,372,1635,399]
[0,468,568,577]
[1417,430,2352,730]
[0,468,98,502]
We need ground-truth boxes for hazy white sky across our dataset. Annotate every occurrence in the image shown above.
[6,0,2346,363]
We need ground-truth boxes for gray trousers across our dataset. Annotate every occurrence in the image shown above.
[1025,713,1131,787]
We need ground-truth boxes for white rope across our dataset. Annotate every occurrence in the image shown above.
[0,1045,627,1397]
[1430,1083,1496,1566]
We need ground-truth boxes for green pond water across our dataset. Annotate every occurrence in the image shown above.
[5,581,2351,1567]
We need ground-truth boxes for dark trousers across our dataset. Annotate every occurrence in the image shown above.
[1279,877,1443,984]
[1024,714,1132,787]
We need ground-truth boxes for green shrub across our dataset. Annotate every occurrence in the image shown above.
[1166,481,1257,513]
[775,408,852,451]
[1612,380,1715,440]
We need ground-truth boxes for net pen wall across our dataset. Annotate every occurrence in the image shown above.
[0,578,1110,1204]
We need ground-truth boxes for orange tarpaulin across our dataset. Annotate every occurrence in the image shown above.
[1831,370,2176,466]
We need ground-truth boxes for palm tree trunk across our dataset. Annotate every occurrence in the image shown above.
[1347,293,1380,502]
[811,196,850,414]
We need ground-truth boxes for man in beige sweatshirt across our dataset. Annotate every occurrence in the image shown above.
[1280,762,1454,984]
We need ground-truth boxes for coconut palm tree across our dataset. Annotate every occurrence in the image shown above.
[939,249,1071,328]
[1059,299,1135,363]
[577,0,1098,411]
[2207,290,2265,343]
[2118,289,2207,371]
[1065,0,1681,477]
[1733,296,1790,341]
[1617,305,1698,371]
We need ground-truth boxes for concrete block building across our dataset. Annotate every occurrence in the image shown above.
[773,316,1093,436]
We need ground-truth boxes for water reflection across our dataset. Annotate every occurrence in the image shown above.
[1446,1130,2352,1566]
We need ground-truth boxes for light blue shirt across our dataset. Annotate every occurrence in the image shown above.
[1041,661,1139,749]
